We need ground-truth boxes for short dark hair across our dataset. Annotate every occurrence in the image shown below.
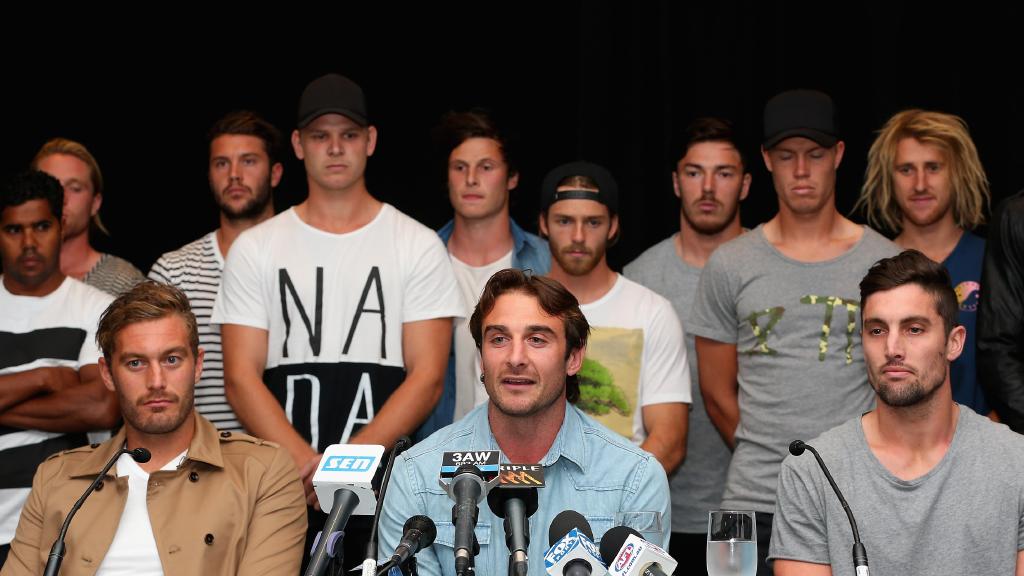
[97,281,199,361]
[671,117,748,172]
[207,110,284,165]
[859,250,959,334]
[2,171,63,221]
[469,269,590,403]
[434,109,518,177]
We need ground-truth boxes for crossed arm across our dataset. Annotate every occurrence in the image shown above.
[0,364,119,431]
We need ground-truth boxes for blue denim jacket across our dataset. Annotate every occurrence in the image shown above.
[416,219,551,440]
[379,403,671,576]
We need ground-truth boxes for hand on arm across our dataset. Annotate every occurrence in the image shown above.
[640,403,689,475]
[348,317,452,447]
[695,336,739,450]
[0,366,77,413]
[0,365,118,431]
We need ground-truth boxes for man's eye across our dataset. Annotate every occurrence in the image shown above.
[127,359,142,368]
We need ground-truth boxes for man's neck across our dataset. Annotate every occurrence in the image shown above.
[296,181,381,234]
[2,272,65,298]
[126,412,196,474]
[677,216,743,268]
[763,204,863,262]
[895,215,963,263]
[448,211,514,266]
[862,387,959,481]
[488,401,565,463]
[547,262,617,305]
[60,232,101,279]
[217,204,275,258]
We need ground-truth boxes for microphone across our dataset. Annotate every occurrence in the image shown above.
[388,515,437,566]
[599,526,676,576]
[44,446,151,576]
[305,444,386,576]
[364,437,412,576]
[488,464,543,576]
[543,511,607,576]
[447,464,489,576]
[789,440,870,576]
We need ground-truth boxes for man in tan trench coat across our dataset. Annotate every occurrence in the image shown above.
[1,281,307,576]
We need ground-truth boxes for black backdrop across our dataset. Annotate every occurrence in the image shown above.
[4,3,1021,273]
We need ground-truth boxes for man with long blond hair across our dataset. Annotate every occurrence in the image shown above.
[32,138,145,296]
[856,109,991,415]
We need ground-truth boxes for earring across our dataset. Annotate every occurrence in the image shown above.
[479,373,485,383]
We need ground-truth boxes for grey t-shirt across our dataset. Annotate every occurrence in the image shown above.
[624,235,731,534]
[770,406,1024,575]
[687,225,899,512]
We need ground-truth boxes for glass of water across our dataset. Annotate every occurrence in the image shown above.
[707,510,757,576]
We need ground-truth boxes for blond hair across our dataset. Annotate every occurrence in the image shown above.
[31,137,110,235]
[97,281,199,360]
[857,109,990,233]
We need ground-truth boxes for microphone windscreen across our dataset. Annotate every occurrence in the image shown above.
[403,515,437,548]
[130,448,152,463]
[549,510,594,545]
[789,440,806,456]
[599,526,641,564]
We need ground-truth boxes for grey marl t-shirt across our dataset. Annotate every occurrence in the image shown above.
[625,235,731,534]
[770,406,1024,575]
[687,225,899,513]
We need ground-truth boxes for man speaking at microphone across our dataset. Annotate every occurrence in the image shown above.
[379,269,670,576]
[770,251,1024,575]
[2,282,307,576]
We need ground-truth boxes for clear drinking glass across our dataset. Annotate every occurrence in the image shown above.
[706,510,757,576]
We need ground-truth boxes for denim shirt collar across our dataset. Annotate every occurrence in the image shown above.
[464,402,588,472]
[438,217,529,255]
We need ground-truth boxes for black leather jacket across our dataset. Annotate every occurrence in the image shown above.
[979,189,1024,432]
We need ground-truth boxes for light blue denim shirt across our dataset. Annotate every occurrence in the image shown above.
[379,402,671,576]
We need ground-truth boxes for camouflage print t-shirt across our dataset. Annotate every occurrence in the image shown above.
[687,225,899,513]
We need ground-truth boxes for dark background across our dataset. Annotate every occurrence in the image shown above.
[5,3,1021,273]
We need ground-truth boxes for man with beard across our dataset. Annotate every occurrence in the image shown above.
[539,161,691,474]
[0,171,117,568]
[378,269,670,576]
[624,117,748,570]
[770,250,1024,576]
[2,281,307,576]
[149,110,284,432]
[688,90,899,574]
[32,139,146,296]
[856,109,991,416]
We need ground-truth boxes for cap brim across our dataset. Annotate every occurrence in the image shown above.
[297,108,369,128]
[763,128,838,149]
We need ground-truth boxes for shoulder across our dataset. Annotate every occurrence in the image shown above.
[154,234,213,266]
[624,236,675,277]
[573,407,665,482]
[64,277,115,312]
[855,226,901,257]
[218,430,289,463]
[616,276,676,320]
[100,254,145,278]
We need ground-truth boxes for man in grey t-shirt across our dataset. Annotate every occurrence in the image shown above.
[625,117,749,572]
[770,250,1024,576]
[688,90,899,574]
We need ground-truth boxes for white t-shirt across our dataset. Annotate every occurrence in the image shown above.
[577,274,691,444]
[94,450,188,576]
[0,277,112,544]
[212,205,464,450]
[449,250,513,420]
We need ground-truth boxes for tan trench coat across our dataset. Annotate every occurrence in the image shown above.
[1,414,307,576]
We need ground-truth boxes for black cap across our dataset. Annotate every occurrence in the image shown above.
[763,89,838,149]
[540,161,619,214]
[297,73,369,128]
